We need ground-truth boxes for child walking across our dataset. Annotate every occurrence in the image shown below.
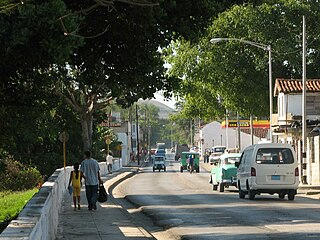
[68,162,82,211]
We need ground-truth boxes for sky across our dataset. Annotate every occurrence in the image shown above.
[154,92,176,110]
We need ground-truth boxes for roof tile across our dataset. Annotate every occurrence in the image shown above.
[274,78,320,95]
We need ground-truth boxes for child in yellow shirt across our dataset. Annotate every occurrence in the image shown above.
[68,162,82,210]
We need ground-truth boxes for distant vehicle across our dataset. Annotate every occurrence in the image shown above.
[175,144,190,161]
[211,146,226,153]
[155,148,166,158]
[236,143,299,200]
[210,153,242,192]
[165,153,175,161]
[224,148,240,154]
[180,152,200,173]
[153,155,166,172]
[156,142,166,149]
[209,146,226,164]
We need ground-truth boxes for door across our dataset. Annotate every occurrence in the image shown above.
[254,147,296,185]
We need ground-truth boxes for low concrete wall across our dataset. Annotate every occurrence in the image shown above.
[0,159,122,240]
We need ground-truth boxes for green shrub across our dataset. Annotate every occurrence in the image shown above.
[0,156,43,191]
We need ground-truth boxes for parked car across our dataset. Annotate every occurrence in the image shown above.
[209,146,226,164]
[153,156,166,172]
[180,152,200,173]
[210,153,242,192]
[236,143,299,200]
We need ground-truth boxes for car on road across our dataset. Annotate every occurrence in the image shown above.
[210,153,241,192]
[153,155,166,172]
[209,146,226,164]
[180,152,200,173]
[236,143,299,200]
[155,148,166,159]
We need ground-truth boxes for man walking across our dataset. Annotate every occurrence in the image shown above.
[80,150,102,211]
[106,152,113,174]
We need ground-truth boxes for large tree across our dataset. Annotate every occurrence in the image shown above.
[165,0,320,120]
[0,0,255,173]
[50,0,251,151]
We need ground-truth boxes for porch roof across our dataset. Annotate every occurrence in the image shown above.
[274,78,320,96]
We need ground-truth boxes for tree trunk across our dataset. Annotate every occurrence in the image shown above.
[80,111,93,151]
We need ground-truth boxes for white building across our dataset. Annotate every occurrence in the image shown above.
[197,121,261,157]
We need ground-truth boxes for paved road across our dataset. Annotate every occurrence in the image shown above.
[113,159,320,240]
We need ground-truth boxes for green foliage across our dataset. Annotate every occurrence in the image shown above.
[164,0,320,120]
[0,0,256,177]
[0,189,38,224]
[0,156,43,191]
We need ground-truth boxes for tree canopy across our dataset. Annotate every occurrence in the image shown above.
[1,0,252,175]
[164,0,320,121]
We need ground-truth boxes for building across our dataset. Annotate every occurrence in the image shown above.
[196,121,263,157]
[272,78,320,185]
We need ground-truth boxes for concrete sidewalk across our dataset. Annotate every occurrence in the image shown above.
[55,164,155,240]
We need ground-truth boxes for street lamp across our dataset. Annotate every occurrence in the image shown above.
[210,38,273,142]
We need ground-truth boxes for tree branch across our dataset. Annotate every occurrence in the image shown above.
[58,0,158,38]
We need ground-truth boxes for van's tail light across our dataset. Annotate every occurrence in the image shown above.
[251,167,256,176]
[295,167,299,177]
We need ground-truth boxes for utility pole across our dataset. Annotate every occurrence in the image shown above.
[302,15,307,184]
[237,112,241,151]
[250,114,254,145]
[136,105,140,165]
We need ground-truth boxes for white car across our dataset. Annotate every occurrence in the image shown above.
[209,146,226,164]
[209,152,222,164]
[236,143,299,200]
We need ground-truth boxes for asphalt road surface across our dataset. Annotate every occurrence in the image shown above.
[113,160,320,240]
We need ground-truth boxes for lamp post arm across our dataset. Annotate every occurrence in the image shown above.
[211,37,270,51]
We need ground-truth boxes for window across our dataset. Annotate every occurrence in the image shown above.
[256,148,294,164]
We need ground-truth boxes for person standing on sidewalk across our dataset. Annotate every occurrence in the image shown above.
[106,152,113,174]
[80,150,102,211]
[68,162,81,211]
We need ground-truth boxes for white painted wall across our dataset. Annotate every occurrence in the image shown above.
[0,161,122,240]
[287,94,302,116]
[200,121,261,156]
[117,132,128,165]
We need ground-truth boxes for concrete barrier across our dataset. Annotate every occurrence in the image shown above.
[0,159,122,240]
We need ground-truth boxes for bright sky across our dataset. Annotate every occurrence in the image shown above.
[154,92,176,110]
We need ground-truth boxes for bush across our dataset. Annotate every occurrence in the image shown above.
[0,156,43,191]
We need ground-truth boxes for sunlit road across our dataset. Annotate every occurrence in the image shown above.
[113,160,320,239]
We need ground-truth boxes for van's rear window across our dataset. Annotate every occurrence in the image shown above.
[256,148,294,164]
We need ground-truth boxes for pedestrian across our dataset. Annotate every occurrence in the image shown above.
[80,150,102,211]
[188,155,195,174]
[106,152,113,174]
[68,162,81,211]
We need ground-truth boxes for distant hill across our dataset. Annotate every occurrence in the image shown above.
[138,99,176,119]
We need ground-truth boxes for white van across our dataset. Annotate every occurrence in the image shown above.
[236,143,299,200]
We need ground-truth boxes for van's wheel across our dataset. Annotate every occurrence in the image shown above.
[279,193,285,199]
[218,183,225,192]
[238,183,246,199]
[248,189,255,200]
[213,184,218,191]
[288,191,295,201]
[180,166,183,173]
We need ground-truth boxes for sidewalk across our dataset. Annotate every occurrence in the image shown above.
[55,164,155,240]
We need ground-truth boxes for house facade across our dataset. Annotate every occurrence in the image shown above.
[272,78,320,185]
